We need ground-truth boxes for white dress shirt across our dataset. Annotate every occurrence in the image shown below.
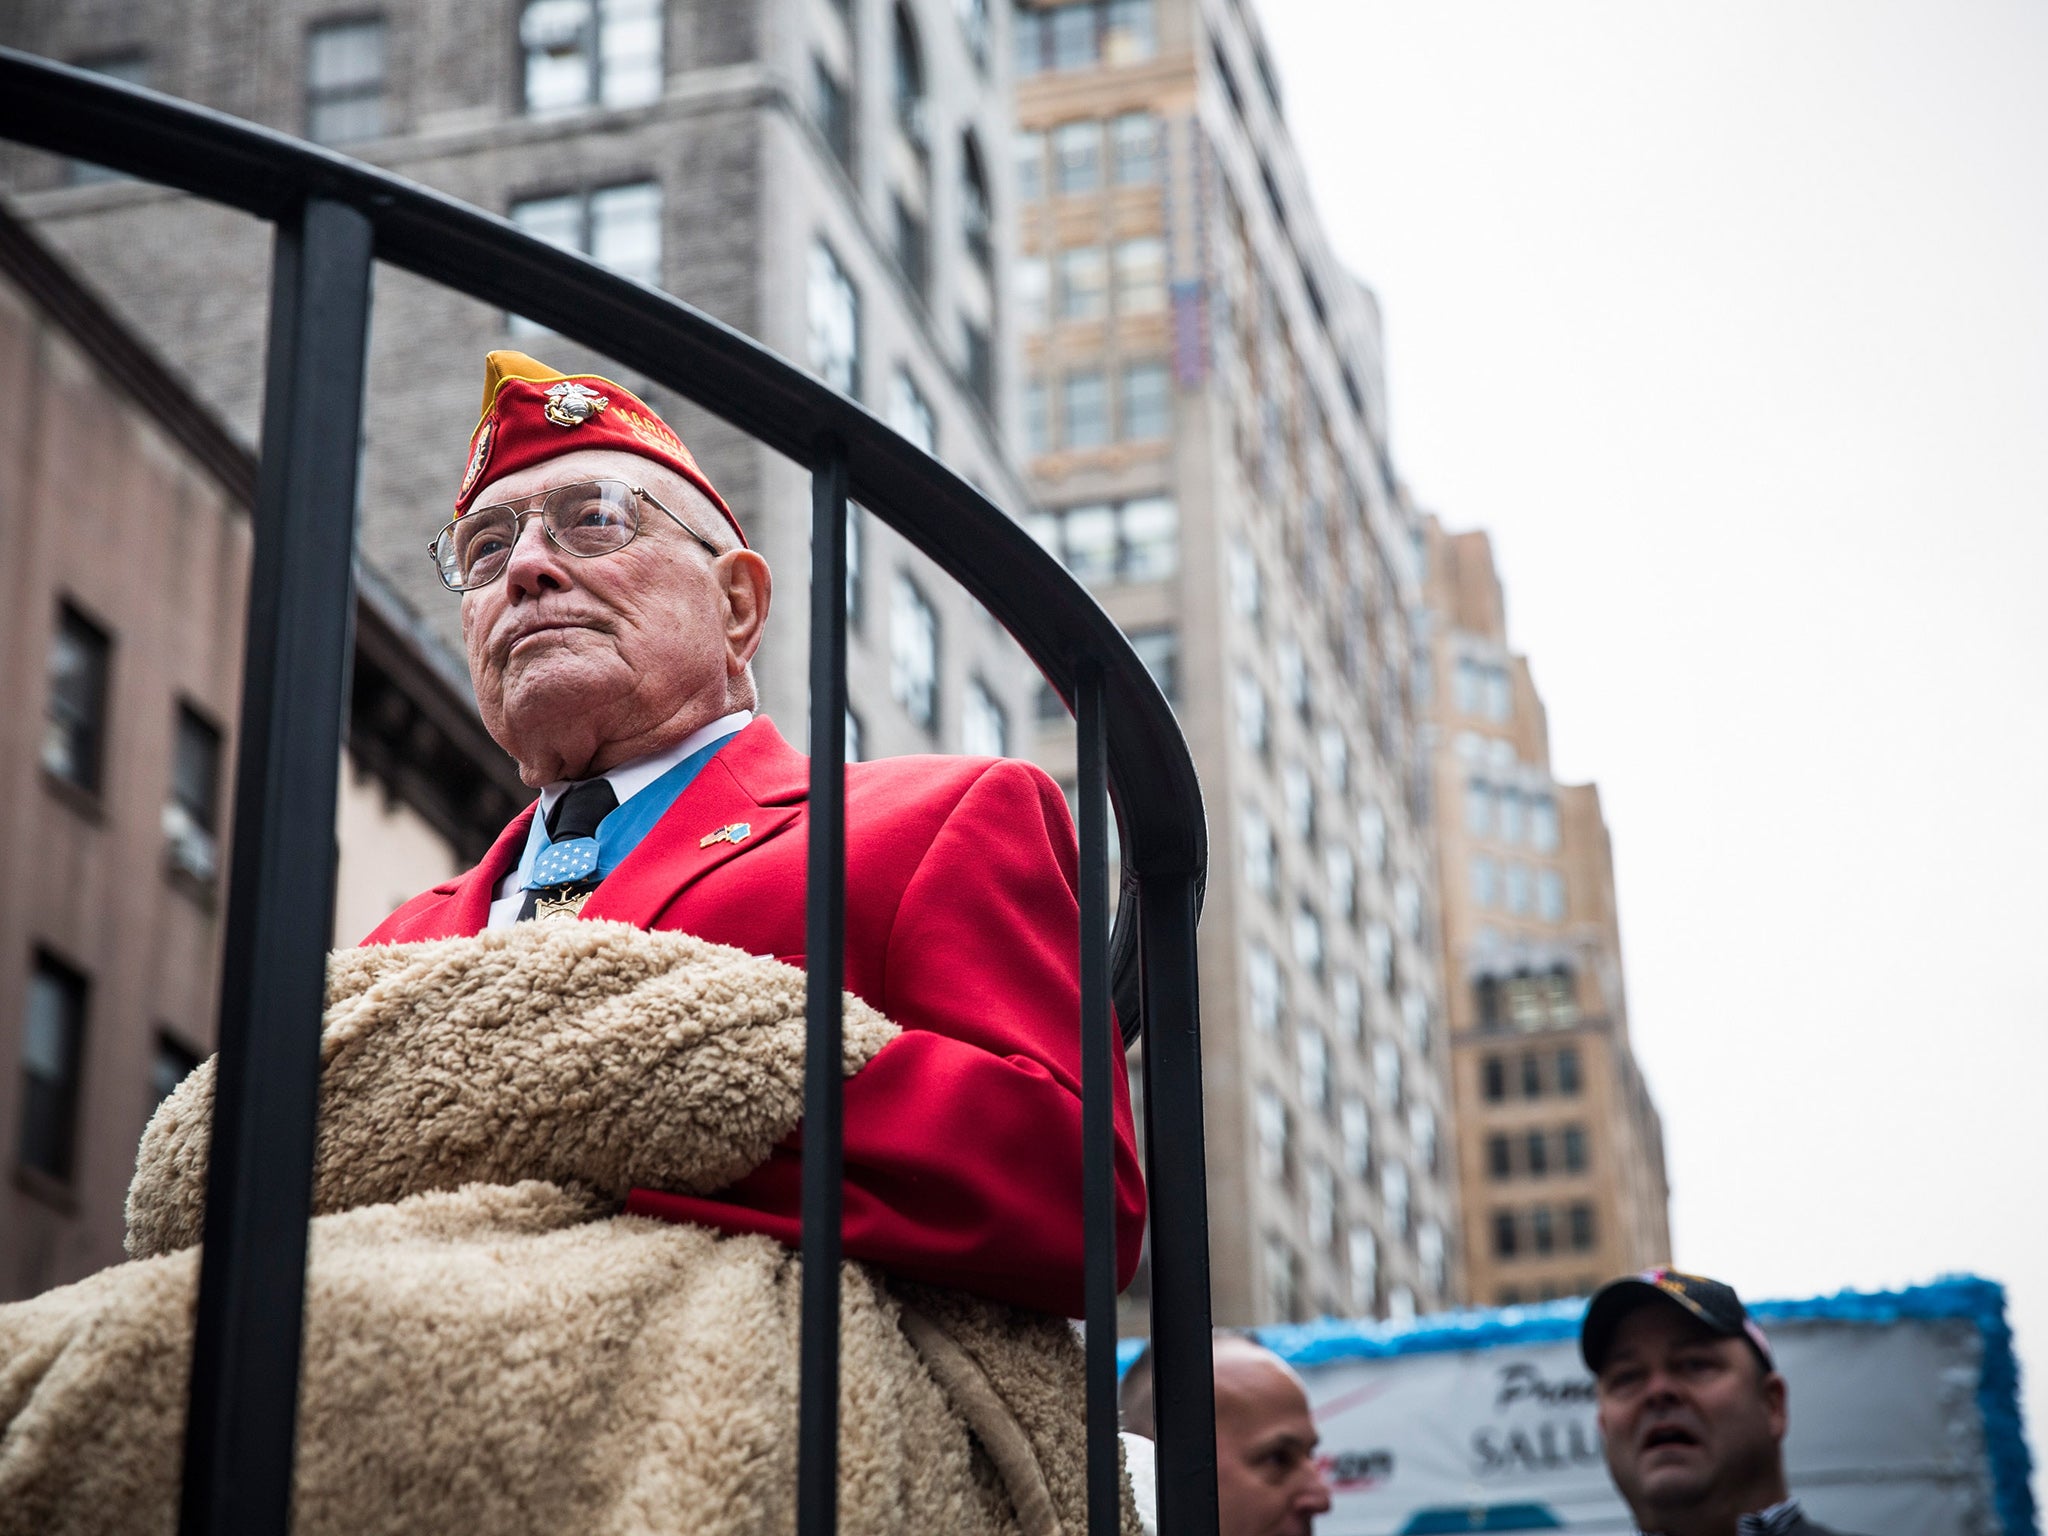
[485,710,753,930]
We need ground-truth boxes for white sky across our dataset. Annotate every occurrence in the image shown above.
[1255,0,2048,1470]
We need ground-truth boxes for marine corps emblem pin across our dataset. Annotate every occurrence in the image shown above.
[543,380,610,428]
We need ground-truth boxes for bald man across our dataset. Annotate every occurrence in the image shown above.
[1120,1333,1333,1536]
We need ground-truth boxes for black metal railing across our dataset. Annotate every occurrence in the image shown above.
[0,49,1219,1536]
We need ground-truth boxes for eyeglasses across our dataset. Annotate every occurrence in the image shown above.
[428,479,722,592]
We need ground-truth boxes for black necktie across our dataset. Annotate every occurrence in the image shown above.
[516,777,619,921]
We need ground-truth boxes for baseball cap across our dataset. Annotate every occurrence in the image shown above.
[1579,1268,1774,1374]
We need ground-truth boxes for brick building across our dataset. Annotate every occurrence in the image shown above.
[0,204,526,1299]
[1014,0,1457,1324]
[0,0,1036,764]
[1419,516,1671,1307]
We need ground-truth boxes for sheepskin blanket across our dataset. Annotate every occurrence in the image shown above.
[0,922,1137,1536]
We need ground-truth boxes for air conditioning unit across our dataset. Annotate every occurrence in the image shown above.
[162,801,219,884]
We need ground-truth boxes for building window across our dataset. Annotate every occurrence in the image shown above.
[961,677,1009,757]
[1333,969,1362,1042]
[890,3,928,150]
[1062,369,1109,448]
[1023,379,1050,454]
[1359,800,1387,873]
[151,1031,202,1110]
[1531,1206,1556,1255]
[1052,120,1102,195]
[1471,854,1499,909]
[1402,988,1431,1052]
[962,317,994,414]
[1016,0,1156,74]
[954,0,989,69]
[1319,725,1350,794]
[1297,1025,1329,1113]
[1128,627,1179,703]
[1254,1085,1290,1184]
[1015,256,1049,331]
[1347,1226,1379,1314]
[20,953,88,1183]
[1277,639,1310,722]
[893,195,930,301]
[1505,862,1533,915]
[1247,944,1282,1034]
[807,239,861,397]
[1111,110,1162,183]
[1228,539,1263,625]
[67,54,151,185]
[890,365,936,454]
[1410,1102,1439,1174]
[1263,1233,1301,1321]
[1537,869,1566,922]
[1306,1161,1336,1250]
[1569,1202,1596,1251]
[1526,1129,1550,1178]
[1492,1211,1520,1259]
[1015,129,1046,200]
[1557,1046,1582,1096]
[521,0,662,115]
[889,572,939,731]
[1341,1097,1371,1177]
[1373,1038,1402,1114]
[306,17,387,145]
[1521,1052,1544,1098]
[1028,496,1177,583]
[1113,237,1166,314]
[1119,360,1169,440]
[1530,794,1560,852]
[1482,1055,1506,1103]
[1563,1125,1588,1173]
[1499,788,1527,844]
[846,504,866,632]
[44,601,112,796]
[1291,903,1323,981]
[1234,669,1269,756]
[1381,1159,1411,1238]
[509,180,662,331]
[811,55,853,174]
[1465,779,1494,837]
[844,706,864,764]
[1487,1133,1511,1180]
[1057,244,1108,321]
[1325,842,1355,923]
[961,132,993,269]
[166,702,224,885]
[1282,761,1315,843]
[1240,804,1275,898]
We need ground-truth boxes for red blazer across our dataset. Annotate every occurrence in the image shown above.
[362,717,1145,1316]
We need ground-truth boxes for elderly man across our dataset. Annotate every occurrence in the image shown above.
[1582,1269,1870,1536]
[365,350,1145,1317]
[1119,1332,1333,1536]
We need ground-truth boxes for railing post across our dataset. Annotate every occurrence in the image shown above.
[180,196,374,1536]
[1139,873,1221,1536]
[798,439,851,1536]
[1076,661,1120,1536]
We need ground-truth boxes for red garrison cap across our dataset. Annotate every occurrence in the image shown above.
[454,350,744,547]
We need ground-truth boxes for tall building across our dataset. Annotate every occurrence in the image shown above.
[1419,517,1671,1307]
[0,0,1036,769]
[1013,0,1457,1324]
[0,203,526,1299]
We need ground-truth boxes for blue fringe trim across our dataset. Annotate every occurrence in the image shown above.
[1117,1274,2035,1535]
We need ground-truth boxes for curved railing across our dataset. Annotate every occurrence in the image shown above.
[0,47,1219,1536]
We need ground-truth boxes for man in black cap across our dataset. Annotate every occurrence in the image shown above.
[1581,1269,1868,1536]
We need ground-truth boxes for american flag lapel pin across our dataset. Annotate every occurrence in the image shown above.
[698,820,753,849]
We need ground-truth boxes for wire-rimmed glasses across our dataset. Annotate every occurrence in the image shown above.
[428,478,721,592]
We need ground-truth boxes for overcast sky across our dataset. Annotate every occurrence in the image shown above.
[1254,0,2048,1459]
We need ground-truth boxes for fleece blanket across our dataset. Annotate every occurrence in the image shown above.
[0,921,1136,1536]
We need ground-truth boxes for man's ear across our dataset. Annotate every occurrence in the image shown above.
[1763,1370,1788,1441]
[720,549,773,673]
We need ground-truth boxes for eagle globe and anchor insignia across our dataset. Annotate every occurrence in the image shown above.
[544,380,611,428]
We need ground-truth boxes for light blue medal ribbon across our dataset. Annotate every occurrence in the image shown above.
[515,732,736,895]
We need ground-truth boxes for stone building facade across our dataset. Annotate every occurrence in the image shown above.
[0,0,1036,764]
[0,204,527,1300]
[1420,517,1671,1307]
[1015,0,1458,1325]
